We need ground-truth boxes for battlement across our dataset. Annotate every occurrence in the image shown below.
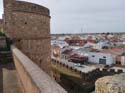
[13,1,50,17]
[97,68,125,73]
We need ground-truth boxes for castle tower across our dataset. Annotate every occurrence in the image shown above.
[95,73,125,93]
[3,0,15,36]
[3,0,52,75]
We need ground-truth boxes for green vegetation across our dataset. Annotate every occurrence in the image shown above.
[0,49,13,64]
[0,29,12,51]
[0,37,11,51]
[5,37,12,51]
[0,58,13,64]
[0,29,13,64]
[0,47,10,51]
[0,29,5,36]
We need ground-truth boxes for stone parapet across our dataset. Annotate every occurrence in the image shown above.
[12,46,67,93]
[13,1,50,17]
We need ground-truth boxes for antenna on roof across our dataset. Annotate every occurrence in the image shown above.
[81,27,83,34]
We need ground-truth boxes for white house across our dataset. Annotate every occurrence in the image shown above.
[83,42,97,49]
[88,52,115,65]
[51,40,69,48]
[73,48,92,57]
[121,56,125,66]
[96,41,113,50]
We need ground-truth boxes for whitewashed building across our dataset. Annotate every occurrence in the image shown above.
[51,40,69,48]
[88,52,115,65]
[121,56,125,66]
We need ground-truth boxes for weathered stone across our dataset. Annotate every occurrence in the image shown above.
[3,0,51,75]
[0,36,6,48]
[12,46,67,93]
[0,19,2,29]
[95,73,125,93]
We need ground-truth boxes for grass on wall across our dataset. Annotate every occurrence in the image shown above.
[0,29,5,36]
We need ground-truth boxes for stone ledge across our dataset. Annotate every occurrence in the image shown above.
[13,1,50,17]
[11,45,67,93]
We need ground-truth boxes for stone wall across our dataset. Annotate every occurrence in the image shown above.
[12,46,67,93]
[95,73,125,93]
[0,19,2,29]
[52,58,125,84]
[0,36,6,48]
[13,1,50,16]
[5,12,50,39]
[3,0,51,75]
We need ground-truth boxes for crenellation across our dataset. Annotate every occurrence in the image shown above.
[13,1,50,17]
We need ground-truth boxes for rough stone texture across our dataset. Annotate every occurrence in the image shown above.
[3,0,51,75]
[95,73,125,93]
[0,36,6,48]
[13,1,50,16]
[0,19,2,29]
[12,46,67,93]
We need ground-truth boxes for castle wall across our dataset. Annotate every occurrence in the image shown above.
[95,73,125,93]
[8,12,50,39]
[0,19,3,29]
[3,0,52,75]
[18,39,51,74]
[12,46,67,93]
[13,1,50,16]
[0,36,6,48]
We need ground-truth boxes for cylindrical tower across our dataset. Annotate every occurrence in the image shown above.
[3,0,52,75]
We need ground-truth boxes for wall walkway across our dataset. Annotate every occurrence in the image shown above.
[11,46,67,93]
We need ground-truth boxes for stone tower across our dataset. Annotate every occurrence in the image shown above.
[3,0,52,75]
[95,73,125,93]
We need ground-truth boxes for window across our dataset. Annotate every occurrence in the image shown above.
[25,22,27,24]
[33,6,37,9]
[103,56,106,58]
[18,39,21,42]
[116,61,121,65]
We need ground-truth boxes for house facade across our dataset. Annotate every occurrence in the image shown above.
[88,52,115,65]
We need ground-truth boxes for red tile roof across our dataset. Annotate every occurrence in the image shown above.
[100,48,124,56]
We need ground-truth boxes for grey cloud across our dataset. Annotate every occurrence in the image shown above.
[0,0,125,33]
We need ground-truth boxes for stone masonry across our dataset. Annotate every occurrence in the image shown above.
[0,36,6,48]
[0,19,2,29]
[95,73,125,93]
[12,46,67,93]
[3,0,52,75]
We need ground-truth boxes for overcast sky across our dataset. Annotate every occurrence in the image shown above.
[0,0,125,34]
